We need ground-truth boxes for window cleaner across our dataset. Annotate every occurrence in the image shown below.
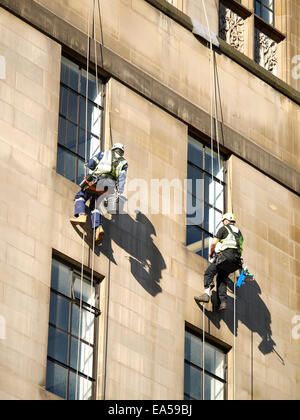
[194,213,244,311]
[70,143,128,245]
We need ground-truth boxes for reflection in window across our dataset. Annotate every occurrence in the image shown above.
[46,257,100,400]
[184,329,227,400]
[254,0,274,26]
[57,56,105,184]
[186,134,225,260]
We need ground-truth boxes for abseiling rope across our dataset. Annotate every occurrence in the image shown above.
[75,0,92,401]
[200,0,226,401]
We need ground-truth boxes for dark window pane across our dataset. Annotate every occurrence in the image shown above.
[51,259,71,297]
[187,166,204,200]
[255,0,261,14]
[61,58,79,91]
[46,360,67,399]
[58,117,77,154]
[77,158,85,186]
[203,232,210,260]
[68,371,93,401]
[205,342,225,380]
[184,362,202,400]
[47,326,68,366]
[78,129,90,160]
[204,174,213,205]
[56,146,76,184]
[186,225,203,255]
[185,330,202,368]
[60,86,78,124]
[188,136,203,168]
[262,6,273,24]
[262,0,273,10]
[49,292,70,332]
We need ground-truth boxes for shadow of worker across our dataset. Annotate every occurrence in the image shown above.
[101,210,166,297]
[196,277,284,362]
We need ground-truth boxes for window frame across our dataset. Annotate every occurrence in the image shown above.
[57,54,106,185]
[184,326,229,401]
[186,133,226,259]
[254,0,274,26]
[46,255,101,400]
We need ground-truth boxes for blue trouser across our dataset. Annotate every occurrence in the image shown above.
[74,190,102,229]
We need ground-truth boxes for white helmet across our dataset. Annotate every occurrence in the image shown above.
[222,212,236,223]
[112,143,124,153]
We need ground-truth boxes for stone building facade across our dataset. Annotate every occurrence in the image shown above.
[0,0,299,400]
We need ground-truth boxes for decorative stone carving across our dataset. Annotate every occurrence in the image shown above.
[255,29,278,75]
[219,3,245,53]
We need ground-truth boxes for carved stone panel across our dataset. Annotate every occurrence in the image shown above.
[219,3,245,53]
[255,28,278,75]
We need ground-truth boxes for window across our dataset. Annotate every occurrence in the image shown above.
[219,1,282,75]
[46,257,100,400]
[184,329,227,400]
[254,0,274,26]
[186,134,225,260]
[57,56,105,185]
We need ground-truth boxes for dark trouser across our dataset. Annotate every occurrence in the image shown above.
[204,249,241,303]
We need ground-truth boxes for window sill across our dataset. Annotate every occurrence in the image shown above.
[254,14,286,42]
[220,0,252,19]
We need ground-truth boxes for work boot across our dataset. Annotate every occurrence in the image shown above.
[194,294,210,304]
[218,301,227,311]
[95,226,104,245]
[70,213,87,225]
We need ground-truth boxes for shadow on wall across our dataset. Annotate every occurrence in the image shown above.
[72,209,166,296]
[196,278,284,363]
[101,211,166,296]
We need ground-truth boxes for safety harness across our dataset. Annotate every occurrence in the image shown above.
[80,151,127,194]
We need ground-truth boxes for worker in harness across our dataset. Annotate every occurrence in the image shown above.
[70,143,128,245]
[194,213,243,310]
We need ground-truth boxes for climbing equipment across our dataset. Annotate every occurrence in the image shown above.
[236,266,254,288]
[218,224,244,253]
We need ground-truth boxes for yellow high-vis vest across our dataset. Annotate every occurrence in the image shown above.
[219,225,244,253]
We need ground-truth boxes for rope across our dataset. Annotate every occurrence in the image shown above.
[84,0,91,178]
[233,272,236,400]
[75,228,86,400]
[202,307,205,400]
[75,0,92,400]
